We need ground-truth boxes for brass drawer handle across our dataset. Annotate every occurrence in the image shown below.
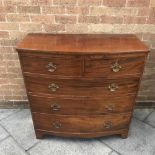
[51,103,61,111]
[111,62,122,72]
[105,105,115,112]
[53,121,62,129]
[104,122,112,129]
[46,62,56,72]
[48,83,59,92]
[108,83,118,92]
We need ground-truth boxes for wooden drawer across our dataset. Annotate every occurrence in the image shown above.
[25,76,139,97]
[84,54,146,78]
[19,53,82,77]
[33,113,131,133]
[29,94,135,115]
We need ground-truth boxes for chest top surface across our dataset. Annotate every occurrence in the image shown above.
[16,33,149,54]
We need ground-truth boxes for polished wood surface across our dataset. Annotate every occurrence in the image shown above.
[25,76,139,97]
[19,52,145,78]
[19,54,83,77]
[85,53,146,78]
[29,94,135,114]
[33,113,131,133]
[17,34,149,139]
[16,34,149,54]
[35,129,129,139]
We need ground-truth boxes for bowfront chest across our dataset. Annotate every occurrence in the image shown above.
[16,34,149,139]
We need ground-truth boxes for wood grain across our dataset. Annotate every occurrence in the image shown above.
[16,33,149,54]
[19,54,83,77]
[33,112,131,133]
[29,94,136,114]
[35,129,129,139]
[19,52,146,78]
[84,53,146,78]
[25,75,139,97]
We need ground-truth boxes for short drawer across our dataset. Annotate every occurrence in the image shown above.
[33,113,131,133]
[84,54,146,78]
[25,76,139,97]
[19,53,82,77]
[29,95,135,114]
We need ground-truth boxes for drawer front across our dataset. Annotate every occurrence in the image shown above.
[84,54,145,78]
[33,113,131,133]
[25,76,139,97]
[29,95,135,114]
[19,53,82,77]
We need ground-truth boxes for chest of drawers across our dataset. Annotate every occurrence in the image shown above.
[16,34,149,139]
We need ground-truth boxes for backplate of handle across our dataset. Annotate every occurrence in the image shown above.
[104,122,112,129]
[53,121,62,129]
[111,62,122,73]
[105,105,115,112]
[48,83,59,92]
[108,83,118,92]
[46,62,56,72]
[51,103,61,111]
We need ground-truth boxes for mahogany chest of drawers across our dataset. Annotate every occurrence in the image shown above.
[16,34,149,139]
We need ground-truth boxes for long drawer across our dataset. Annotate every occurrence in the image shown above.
[29,94,135,114]
[25,76,139,97]
[33,113,131,133]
